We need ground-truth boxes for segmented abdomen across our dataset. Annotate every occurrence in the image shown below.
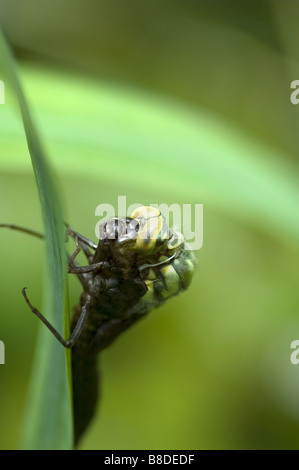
[129,248,196,315]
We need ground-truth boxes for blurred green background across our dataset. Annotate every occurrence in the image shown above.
[0,0,299,450]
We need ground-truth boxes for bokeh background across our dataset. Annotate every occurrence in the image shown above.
[0,0,299,450]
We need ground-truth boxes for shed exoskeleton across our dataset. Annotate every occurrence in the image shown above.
[1,206,196,444]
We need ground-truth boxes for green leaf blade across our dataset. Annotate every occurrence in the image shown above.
[0,28,73,449]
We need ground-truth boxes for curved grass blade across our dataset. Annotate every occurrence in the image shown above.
[1,65,299,252]
[0,28,73,449]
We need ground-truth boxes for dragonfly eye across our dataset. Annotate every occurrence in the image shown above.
[99,217,140,243]
[117,218,140,243]
[99,218,126,241]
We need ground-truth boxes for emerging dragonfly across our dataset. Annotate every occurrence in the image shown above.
[1,206,196,445]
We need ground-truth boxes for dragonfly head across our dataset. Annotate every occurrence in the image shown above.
[99,205,187,262]
[98,206,196,296]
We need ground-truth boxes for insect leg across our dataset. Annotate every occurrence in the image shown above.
[68,236,82,268]
[0,224,44,239]
[66,225,97,264]
[67,256,91,290]
[66,224,97,250]
[138,253,176,271]
[0,223,96,264]
[22,288,92,348]
[78,242,93,263]
[68,261,110,274]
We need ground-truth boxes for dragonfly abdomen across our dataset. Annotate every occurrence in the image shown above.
[128,248,196,316]
[70,276,148,444]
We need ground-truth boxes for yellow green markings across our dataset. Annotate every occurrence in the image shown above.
[146,269,156,281]
[173,255,196,290]
[130,206,165,254]
[184,258,196,288]
[142,281,155,307]
[126,206,196,314]
[160,264,180,299]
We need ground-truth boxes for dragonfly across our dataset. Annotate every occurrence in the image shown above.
[0,206,196,445]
